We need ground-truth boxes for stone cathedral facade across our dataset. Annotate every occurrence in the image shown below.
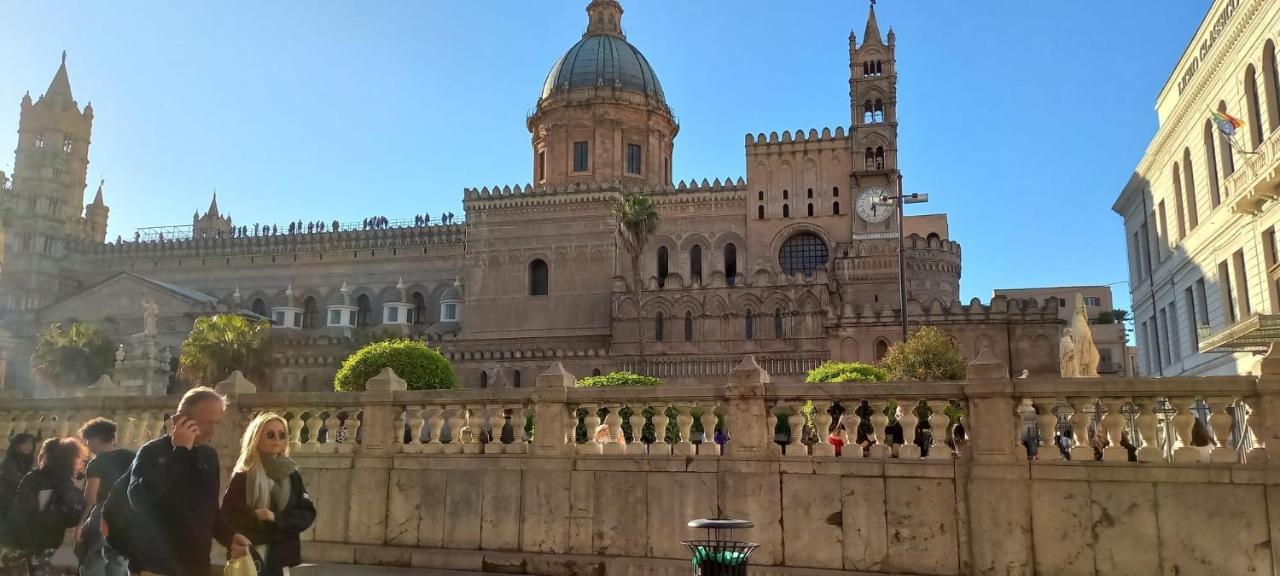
[0,2,1061,394]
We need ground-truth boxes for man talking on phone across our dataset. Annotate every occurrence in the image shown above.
[122,386,250,575]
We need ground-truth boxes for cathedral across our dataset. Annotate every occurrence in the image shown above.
[0,2,1061,394]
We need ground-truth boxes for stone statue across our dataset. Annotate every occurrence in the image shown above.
[141,293,159,337]
[1058,293,1101,378]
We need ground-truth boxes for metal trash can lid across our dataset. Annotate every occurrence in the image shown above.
[688,518,754,530]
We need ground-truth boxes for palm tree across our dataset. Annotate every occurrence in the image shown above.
[178,314,274,388]
[31,322,116,388]
[614,192,660,362]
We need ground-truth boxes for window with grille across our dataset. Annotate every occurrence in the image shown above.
[778,233,829,276]
[573,141,589,172]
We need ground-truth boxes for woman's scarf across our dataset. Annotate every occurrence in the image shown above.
[246,455,298,512]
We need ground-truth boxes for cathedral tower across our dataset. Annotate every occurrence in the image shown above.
[2,54,102,313]
[848,4,900,238]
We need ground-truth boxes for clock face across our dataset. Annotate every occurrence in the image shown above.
[856,188,892,223]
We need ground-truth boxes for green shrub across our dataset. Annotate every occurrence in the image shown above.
[805,361,888,383]
[333,339,456,392]
[880,326,967,381]
[576,371,663,387]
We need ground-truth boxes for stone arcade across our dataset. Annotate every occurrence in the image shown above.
[0,2,1064,394]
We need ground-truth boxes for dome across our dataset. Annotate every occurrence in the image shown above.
[540,34,666,103]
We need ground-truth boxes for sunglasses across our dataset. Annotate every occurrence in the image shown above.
[263,430,288,440]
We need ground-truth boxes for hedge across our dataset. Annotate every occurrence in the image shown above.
[333,339,456,392]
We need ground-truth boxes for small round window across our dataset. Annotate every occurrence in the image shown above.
[778,233,829,276]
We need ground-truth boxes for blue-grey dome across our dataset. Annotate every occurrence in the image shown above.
[540,34,666,104]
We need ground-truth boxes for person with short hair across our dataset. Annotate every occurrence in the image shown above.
[116,387,249,576]
[76,418,135,576]
[1,437,87,576]
[0,434,35,531]
[220,413,315,576]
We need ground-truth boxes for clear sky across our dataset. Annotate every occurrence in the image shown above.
[0,1,1213,314]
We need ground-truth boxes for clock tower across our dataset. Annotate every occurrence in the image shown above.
[848,3,899,239]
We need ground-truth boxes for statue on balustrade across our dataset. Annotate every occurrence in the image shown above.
[141,293,159,337]
[1059,293,1100,378]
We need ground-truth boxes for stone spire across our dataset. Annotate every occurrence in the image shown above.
[92,179,105,206]
[206,191,219,217]
[863,2,883,46]
[43,51,75,107]
[584,0,625,39]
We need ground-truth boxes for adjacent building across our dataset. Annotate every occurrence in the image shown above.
[1114,0,1280,376]
[992,286,1131,376]
[0,2,1066,394]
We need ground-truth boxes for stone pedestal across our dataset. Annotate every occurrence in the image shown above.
[533,363,575,456]
[724,355,770,458]
[112,334,171,395]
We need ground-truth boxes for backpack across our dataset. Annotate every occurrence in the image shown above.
[100,462,137,555]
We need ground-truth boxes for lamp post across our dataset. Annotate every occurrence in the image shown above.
[878,180,929,343]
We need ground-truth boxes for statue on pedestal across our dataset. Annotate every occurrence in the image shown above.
[1059,293,1101,378]
[141,293,159,337]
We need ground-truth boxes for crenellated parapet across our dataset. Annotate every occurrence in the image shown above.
[838,295,1063,326]
[463,177,748,212]
[745,127,850,149]
[66,223,466,260]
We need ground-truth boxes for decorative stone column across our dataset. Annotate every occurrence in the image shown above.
[533,362,575,456]
[962,348,1032,574]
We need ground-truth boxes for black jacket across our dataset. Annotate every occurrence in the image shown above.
[4,468,83,551]
[0,455,31,520]
[125,436,233,576]
[220,470,315,576]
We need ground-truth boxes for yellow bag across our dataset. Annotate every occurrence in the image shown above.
[223,555,257,576]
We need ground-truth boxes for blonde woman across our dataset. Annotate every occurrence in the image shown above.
[220,413,315,576]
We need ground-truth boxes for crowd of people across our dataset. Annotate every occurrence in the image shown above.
[0,387,315,576]
[118,212,462,244]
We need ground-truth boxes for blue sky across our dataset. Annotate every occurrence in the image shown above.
[0,1,1212,313]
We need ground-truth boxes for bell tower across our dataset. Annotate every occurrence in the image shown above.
[1,53,99,314]
[848,3,900,238]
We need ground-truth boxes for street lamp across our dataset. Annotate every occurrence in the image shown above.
[877,181,929,342]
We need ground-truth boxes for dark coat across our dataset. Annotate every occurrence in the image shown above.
[124,436,233,576]
[0,454,32,519]
[4,468,83,551]
[220,470,315,576]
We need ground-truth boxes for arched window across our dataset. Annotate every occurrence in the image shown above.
[774,308,784,338]
[1204,119,1222,208]
[592,368,602,377]
[513,370,521,388]
[874,147,886,170]
[356,294,372,327]
[480,371,489,389]
[778,233,829,277]
[807,188,814,199]
[757,205,765,220]
[1183,147,1198,229]
[833,202,841,215]
[1171,162,1186,239]
[657,247,669,287]
[865,148,875,169]
[757,191,764,201]
[529,259,549,296]
[782,189,789,200]
[875,339,890,361]
[832,186,839,197]
[1247,65,1265,149]
[927,232,941,245]
[412,292,427,324]
[782,204,790,218]
[684,312,694,342]
[807,203,814,217]
[745,312,754,340]
[251,298,267,318]
[873,99,884,123]
[1266,40,1280,133]
[863,100,874,124]
[655,312,665,342]
[690,245,703,283]
[1219,101,1236,176]
[302,296,319,329]
[724,244,738,286]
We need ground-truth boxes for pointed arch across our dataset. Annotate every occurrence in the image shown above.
[302,296,319,329]
[684,311,694,342]
[529,258,550,295]
[656,246,670,287]
[874,338,890,362]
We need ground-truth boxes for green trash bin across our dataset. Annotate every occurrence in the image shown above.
[683,518,758,576]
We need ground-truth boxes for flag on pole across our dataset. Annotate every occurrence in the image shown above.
[1211,109,1245,137]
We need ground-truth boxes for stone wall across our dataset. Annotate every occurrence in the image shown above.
[7,349,1280,576]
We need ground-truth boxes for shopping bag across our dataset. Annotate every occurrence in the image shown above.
[223,554,257,576]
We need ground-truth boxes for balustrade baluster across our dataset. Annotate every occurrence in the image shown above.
[580,403,601,455]
[1099,398,1127,462]
[626,403,648,455]
[1135,398,1162,463]
[675,404,696,456]
[1034,400,1063,462]
[316,410,339,454]
[1208,396,1238,463]
[462,405,485,454]
[487,405,507,454]
[812,401,835,457]
[401,406,423,454]
[1242,398,1265,463]
[287,410,305,451]
[508,405,529,454]
[302,410,323,453]
[1170,397,1200,463]
[926,400,950,460]
[899,400,921,459]
[868,400,891,459]
[443,406,465,454]
[697,404,720,456]
[337,407,358,453]
[766,406,780,457]
[838,401,862,459]
[421,407,444,454]
[1068,399,1095,462]
[602,403,624,455]
[651,405,672,455]
[782,401,805,457]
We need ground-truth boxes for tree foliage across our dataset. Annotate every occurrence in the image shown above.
[879,326,967,381]
[576,371,663,388]
[178,314,274,387]
[805,361,888,383]
[614,193,659,359]
[31,322,116,387]
[333,338,456,392]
